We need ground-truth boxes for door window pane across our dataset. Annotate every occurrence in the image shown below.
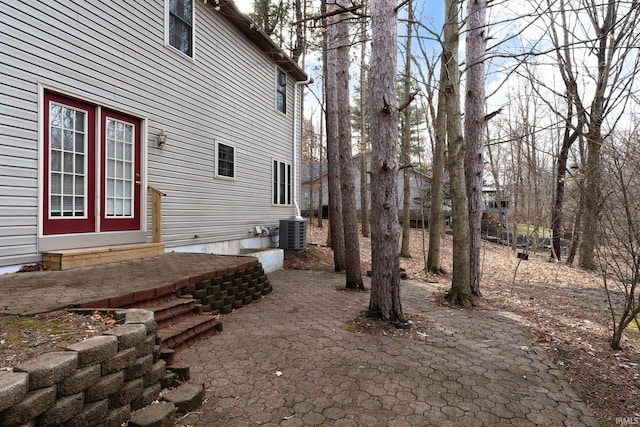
[48,102,86,218]
[105,118,135,217]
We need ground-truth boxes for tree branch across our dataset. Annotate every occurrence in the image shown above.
[398,90,420,112]
[290,4,362,25]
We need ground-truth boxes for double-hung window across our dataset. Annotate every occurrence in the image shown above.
[273,160,291,205]
[168,0,194,57]
[216,142,235,178]
[276,69,287,114]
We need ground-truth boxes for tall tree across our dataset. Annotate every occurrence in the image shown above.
[334,0,364,289]
[324,0,346,271]
[368,0,404,321]
[464,0,487,296]
[427,55,447,273]
[359,5,370,238]
[444,0,472,306]
[399,0,414,258]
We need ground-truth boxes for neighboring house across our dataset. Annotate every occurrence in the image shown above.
[301,152,430,221]
[0,0,308,273]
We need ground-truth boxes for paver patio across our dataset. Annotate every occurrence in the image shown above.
[174,269,598,426]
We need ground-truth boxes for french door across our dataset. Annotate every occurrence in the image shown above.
[43,92,141,235]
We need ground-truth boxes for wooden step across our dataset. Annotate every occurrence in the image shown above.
[42,243,165,270]
[157,315,223,355]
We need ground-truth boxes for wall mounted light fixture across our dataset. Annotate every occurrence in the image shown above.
[157,129,167,147]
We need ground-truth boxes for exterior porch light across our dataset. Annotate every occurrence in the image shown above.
[157,129,167,147]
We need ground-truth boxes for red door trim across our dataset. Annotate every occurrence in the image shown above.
[99,109,142,232]
[42,92,96,235]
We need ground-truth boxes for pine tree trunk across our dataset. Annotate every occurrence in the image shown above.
[368,0,404,321]
[359,9,370,238]
[463,0,487,297]
[325,1,345,270]
[444,0,472,307]
[335,0,363,289]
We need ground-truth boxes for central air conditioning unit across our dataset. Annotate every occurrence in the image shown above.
[279,218,307,250]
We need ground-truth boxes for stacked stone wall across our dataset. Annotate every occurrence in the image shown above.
[0,309,164,427]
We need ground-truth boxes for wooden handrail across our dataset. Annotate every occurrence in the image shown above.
[148,186,166,243]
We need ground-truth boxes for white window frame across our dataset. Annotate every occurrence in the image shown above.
[272,159,292,206]
[276,68,287,114]
[215,141,236,179]
[165,0,195,59]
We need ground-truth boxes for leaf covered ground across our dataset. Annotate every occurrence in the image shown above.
[284,223,640,425]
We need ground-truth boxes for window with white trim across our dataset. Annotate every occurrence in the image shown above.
[215,142,235,178]
[276,69,287,114]
[168,0,194,57]
[273,160,291,205]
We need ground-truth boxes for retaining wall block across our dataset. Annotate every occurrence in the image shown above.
[58,365,101,397]
[101,347,137,376]
[124,354,153,381]
[103,324,147,351]
[163,383,204,414]
[122,309,157,335]
[37,392,84,427]
[85,371,124,403]
[131,383,161,411]
[13,352,78,390]
[66,336,118,368]
[144,360,167,388]
[60,398,108,427]
[96,404,130,427]
[108,378,143,408]
[128,401,175,427]
[0,385,56,427]
[136,334,156,358]
[0,372,28,412]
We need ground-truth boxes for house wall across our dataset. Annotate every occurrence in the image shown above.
[0,1,302,271]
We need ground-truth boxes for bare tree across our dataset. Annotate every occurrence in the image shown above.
[538,0,640,270]
[444,0,472,307]
[368,0,404,321]
[463,0,487,296]
[597,131,640,349]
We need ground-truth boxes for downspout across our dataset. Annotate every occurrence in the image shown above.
[292,76,313,219]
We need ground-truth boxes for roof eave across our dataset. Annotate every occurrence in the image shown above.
[207,0,308,81]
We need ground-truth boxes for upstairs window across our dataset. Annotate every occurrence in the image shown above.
[168,0,193,57]
[216,142,235,178]
[276,69,287,114]
[273,160,291,205]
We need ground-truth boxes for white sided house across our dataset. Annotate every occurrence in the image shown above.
[0,0,308,273]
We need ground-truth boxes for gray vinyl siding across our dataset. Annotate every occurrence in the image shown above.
[0,0,302,267]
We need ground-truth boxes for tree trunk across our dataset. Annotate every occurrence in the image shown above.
[317,108,324,228]
[400,0,413,259]
[335,0,364,289]
[325,1,345,271]
[579,131,602,270]
[444,0,472,307]
[463,0,487,297]
[427,52,447,274]
[359,10,370,238]
[368,0,404,321]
